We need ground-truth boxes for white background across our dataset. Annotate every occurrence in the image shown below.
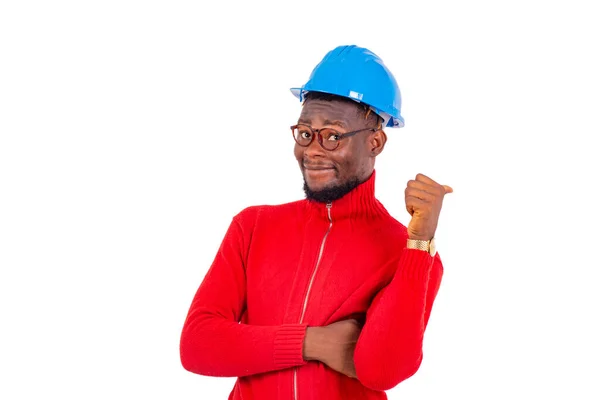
[1,1,599,399]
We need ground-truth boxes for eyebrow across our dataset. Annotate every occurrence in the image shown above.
[297,118,348,129]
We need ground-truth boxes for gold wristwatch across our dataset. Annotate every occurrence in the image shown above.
[406,238,437,257]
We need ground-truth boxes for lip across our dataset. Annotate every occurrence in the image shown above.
[303,165,335,171]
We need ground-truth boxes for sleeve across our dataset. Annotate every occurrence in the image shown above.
[179,209,308,377]
[353,248,443,391]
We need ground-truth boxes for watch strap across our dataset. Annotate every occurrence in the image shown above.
[406,238,436,256]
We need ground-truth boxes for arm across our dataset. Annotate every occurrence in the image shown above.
[180,209,308,377]
[354,173,451,390]
[353,249,443,390]
[299,250,442,386]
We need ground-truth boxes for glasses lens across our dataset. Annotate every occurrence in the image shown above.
[293,126,313,146]
[320,129,341,150]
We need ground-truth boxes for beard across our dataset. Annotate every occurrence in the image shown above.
[303,176,361,203]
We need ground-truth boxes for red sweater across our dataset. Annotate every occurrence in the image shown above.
[180,171,444,400]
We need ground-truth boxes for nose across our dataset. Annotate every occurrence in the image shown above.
[304,134,327,158]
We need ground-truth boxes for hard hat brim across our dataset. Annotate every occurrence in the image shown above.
[289,87,404,128]
[290,88,303,101]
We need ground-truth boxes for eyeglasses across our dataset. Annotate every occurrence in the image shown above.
[290,124,377,151]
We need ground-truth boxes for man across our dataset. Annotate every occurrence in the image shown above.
[180,45,452,400]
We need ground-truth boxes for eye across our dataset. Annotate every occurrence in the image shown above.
[324,132,341,141]
[300,130,312,140]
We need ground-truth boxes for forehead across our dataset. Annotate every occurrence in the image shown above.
[299,99,362,128]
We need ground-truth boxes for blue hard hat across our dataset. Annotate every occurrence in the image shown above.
[291,45,405,128]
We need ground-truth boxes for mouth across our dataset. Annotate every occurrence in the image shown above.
[303,164,335,171]
[302,164,336,182]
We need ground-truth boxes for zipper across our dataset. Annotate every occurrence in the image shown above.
[294,202,333,400]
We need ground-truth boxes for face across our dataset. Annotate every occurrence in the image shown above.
[294,99,387,201]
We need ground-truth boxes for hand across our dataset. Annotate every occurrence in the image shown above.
[303,319,361,378]
[405,173,453,240]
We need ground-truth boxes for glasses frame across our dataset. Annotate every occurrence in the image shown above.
[290,124,377,151]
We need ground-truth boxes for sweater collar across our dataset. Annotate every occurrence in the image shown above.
[305,170,387,220]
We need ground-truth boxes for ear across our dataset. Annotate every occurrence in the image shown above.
[369,130,387,156]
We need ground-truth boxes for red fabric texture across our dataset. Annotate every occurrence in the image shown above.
[180,171,444,399]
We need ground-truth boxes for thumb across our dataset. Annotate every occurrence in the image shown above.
[442,185,453,194]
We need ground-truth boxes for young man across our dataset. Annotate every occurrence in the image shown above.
[180,45,452,400]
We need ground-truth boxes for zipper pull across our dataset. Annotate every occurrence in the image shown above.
[326,202,332,221]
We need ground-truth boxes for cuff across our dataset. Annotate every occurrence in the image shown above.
[273,324,308,368]
[399,248,435,281]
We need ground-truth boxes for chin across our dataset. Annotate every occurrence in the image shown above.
[303,174,360,204]
[305,182,328,193]
[303,175,337,192]
[303,167,339,187]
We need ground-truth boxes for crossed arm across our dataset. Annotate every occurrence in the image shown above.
[179,211,443,390]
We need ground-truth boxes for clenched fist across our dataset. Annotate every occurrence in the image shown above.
[405,173,453,241]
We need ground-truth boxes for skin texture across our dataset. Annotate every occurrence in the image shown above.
[303,319,361,378]
[405,174,453,240]
[297,95,453,379]
[295,98,387,201]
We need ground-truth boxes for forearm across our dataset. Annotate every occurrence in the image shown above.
[181,209,309,377]
[354,249,442,390]
[181,308,308,377]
